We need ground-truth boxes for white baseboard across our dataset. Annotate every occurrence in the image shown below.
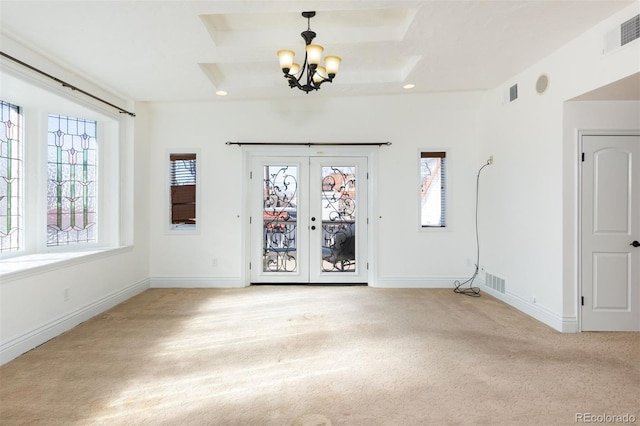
[0,278,149,366]
[374,276,470,288]
[561,317,579,333]
[150,276,245,288]
[376,276,579,332]
[480,281,578,333]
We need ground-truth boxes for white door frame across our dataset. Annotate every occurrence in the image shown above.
[577,129,640,331]
[240,145,379,286]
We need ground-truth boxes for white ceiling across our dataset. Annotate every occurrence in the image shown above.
[0,0,635,102]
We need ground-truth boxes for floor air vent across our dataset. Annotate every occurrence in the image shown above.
[485,272,505,294]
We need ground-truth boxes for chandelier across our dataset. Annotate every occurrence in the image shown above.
[277,11,342,93]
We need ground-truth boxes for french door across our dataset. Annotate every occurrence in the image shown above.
[250,156,368,284]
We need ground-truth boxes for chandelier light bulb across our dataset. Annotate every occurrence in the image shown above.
[277,49,295,72]
[324,56,341,77]
[289,63,301,76]
[313,66,327,84]
[306,44,324,66]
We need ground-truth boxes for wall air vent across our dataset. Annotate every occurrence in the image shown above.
[485,272,505,294]
[502,83,519,105]
[621,14,640,46]
[604,14,639,54]
[509,84,518,102]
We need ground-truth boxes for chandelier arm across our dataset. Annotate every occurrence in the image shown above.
[286,76,305,91]
[312,76,333,90]
[296,54,309,85]
[284,72,314,93]
[306,64,313,89]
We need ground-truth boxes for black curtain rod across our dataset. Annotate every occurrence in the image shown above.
[226,141,392,147]
[0,51,136,117]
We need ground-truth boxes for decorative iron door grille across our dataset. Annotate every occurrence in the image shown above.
[251,156,368,284]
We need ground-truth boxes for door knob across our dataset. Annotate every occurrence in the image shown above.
[631,241,640,247]
[311,225,316,230]
[311,217,316,222]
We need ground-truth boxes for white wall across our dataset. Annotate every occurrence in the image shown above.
[148,92,485,287]
[0,38,151,364]
[477,2,640,331]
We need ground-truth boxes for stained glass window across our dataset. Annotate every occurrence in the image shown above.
[0,101,22,252]
[47,115,97,246]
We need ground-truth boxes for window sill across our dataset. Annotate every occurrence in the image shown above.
[167,224,200,235]
[419,226,452,232]
[0,246,133,283]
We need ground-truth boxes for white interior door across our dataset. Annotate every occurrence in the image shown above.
[581,134,640,331]
[250,156,368,284]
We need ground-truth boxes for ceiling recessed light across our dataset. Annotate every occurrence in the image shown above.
[216,90,228,96]
[403,84,415,89]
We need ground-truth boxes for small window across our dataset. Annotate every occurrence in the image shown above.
[0,101,23,252]
[420,151,446,227]
[170,153,197,228]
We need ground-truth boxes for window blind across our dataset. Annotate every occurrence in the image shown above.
[170,153,196,225]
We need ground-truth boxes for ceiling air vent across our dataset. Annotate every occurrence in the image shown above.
[604,14,639,54]
[621,14,640,46]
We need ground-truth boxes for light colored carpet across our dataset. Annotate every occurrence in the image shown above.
[0,286,638,425]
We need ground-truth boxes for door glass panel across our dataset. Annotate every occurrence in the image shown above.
[321,166,356,272]
[262,165,298,272]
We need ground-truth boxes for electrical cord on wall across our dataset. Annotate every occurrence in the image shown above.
[453,158,492,297]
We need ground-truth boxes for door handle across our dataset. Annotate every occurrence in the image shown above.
[631,241,640,247]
